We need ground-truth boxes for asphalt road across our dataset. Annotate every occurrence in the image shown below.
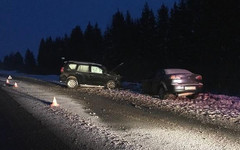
[0,88,70,150]
[1,76,240,149]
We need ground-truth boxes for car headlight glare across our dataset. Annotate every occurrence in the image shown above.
[172,79,182,84]
[175,85,184,90]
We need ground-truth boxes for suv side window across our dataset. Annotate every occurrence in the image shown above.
[77,65,89,72]
[68,64,77,70]
[91,66,103,74]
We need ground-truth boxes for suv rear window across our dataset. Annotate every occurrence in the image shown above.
[68,64,77,70]
[77,65,89,72]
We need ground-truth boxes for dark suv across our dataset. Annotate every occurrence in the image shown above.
[60,61,121,89]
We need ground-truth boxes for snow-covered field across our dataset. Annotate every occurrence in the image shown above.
[0,70,59,83]
[1,70,240,150]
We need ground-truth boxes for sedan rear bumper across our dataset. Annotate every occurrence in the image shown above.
[169,83,203,94]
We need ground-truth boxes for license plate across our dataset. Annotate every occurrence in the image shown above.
[185,86,196,90]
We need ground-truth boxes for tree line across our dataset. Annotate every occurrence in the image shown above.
[1,0,240,94]
[1,49,36,73]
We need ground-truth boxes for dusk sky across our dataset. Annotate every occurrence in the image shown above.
[0,0,177,60]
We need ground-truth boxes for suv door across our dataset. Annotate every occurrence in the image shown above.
[61,63,78,82]
[89,65,107,85]
[76,64,91,84]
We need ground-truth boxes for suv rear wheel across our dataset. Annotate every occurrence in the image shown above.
[67,77,78,88]
[106,80,116,89]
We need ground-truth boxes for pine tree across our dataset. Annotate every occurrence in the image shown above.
[139,2,157,77]
[156,4,169,67]
[69,26,85,61]
[0,59,2,69]
[84,22,94,61]
[103,10,126,69]
[3,55,10,70]
[14,52,24,71]
[24,49,36,73]
[3,52,23,71]
[84,22,103,62]
[37,38,46,70]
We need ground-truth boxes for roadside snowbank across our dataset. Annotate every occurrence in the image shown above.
[77,88,240,131]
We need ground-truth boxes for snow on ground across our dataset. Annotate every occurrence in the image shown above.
[80,88,240,131]
[0,70,59,83]
[1,70,240,149]
[0,71,138,150]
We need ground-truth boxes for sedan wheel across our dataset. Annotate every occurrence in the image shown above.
[106,80,116,89]
[159,86,167,99]
[67,78,78,88]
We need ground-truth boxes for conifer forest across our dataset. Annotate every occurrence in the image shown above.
[1,0,240,94]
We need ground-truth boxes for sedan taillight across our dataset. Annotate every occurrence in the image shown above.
[170,75,181,80]
[60,67,64,73]
[196,75,202,80]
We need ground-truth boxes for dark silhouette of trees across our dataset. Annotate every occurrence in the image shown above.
[37,38,47,72]
[24,49,36,73]
[14,52,24,71]
[3,56,10,70]
[156,4,170,69]
[138,3,157,78]
[84,22,103,62]
[68,26,85,61]
[37,37,65,74]
[3,50,36,72]
[0,60,2,69]
[103,10,126,68]
[3,52,24,71]
[3,1,240,94]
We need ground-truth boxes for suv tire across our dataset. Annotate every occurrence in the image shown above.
[106,80,116,89]
[67,77,78,88]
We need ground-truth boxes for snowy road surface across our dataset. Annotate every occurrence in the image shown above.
[0,88,71,150]
[0,74,240,149]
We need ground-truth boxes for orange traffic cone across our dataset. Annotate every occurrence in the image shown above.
[51,97,59,107]
[14,82,18,88]
[6,79,10,84]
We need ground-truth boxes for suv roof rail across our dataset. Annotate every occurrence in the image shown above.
[64,60,103,66]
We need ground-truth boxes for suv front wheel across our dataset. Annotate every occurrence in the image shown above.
[67,77,78,88]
